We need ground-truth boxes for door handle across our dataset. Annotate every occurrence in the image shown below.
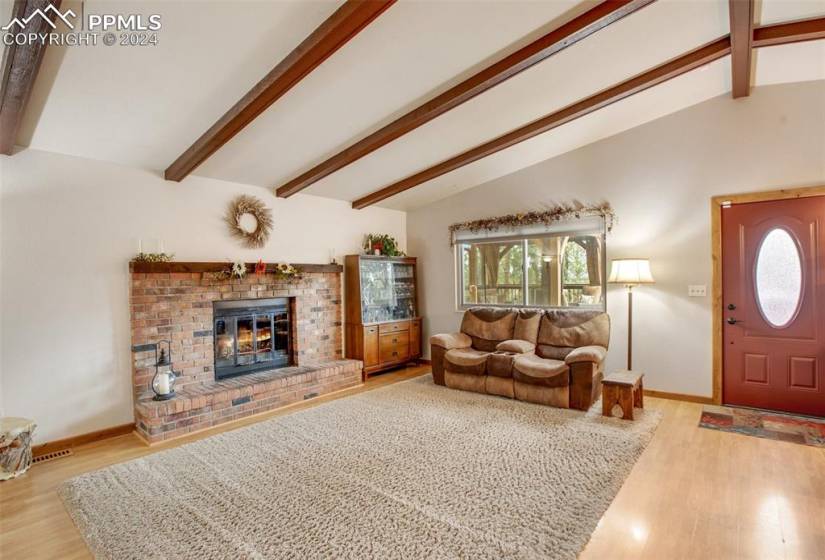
[727,317,743,325]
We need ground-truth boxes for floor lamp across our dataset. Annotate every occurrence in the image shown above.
[608,259,655,371]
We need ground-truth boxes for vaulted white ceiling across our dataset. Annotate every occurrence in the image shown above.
[16,0,825,211]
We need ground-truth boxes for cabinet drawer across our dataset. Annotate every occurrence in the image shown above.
[380,332,410,363]
[380,344,410,364]
[379,320,409,334]
[380,331,409,350]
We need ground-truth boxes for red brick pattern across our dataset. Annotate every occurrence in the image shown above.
[129,271,359,443]
[135,360,362,443]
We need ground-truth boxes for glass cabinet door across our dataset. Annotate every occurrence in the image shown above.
[360,259,416,323]
[391,262,416,320]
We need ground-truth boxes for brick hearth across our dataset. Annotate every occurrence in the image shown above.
[129,263,363,443]
[135,361,361,443]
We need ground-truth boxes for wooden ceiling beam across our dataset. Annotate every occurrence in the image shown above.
[352,36,731,209]
[752,16,825,48]
[0,0,60,155]
[275,0,657,198]
[729,0,754,98]
[164,0,395,182]
[351,15,825,209]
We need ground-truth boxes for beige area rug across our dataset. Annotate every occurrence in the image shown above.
[61,375,661,559]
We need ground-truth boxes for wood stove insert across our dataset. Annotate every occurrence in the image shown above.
[213,298,292,380]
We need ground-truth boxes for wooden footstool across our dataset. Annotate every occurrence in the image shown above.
[602,371,644,420]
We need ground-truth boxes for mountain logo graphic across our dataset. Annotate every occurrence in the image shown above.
[2,4,76,31]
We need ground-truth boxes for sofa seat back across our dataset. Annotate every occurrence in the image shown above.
[535,311,610,360]
[513,309,542,344]
[460,308,516,351]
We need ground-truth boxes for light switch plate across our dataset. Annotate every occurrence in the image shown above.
[688,285,707,297]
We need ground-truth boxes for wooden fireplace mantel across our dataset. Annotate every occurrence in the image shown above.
[129,261,344,274]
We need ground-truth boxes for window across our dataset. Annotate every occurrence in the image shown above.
[754,227,802,328]
[456,226,605,310]
[461,241,524,305]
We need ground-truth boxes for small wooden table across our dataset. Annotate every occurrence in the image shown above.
[602,371,644,420]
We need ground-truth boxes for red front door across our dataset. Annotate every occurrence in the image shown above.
[722,196,825,417]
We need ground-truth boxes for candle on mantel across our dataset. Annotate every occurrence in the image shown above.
[138,239,143,253]
[156,372,170,394]
[160,240,165,254]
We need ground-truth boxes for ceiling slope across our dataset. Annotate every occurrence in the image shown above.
[274,0,656,198]
[353,15,825,209]
[164,0,395,182]
[351,36,732,208]
[14,0,825,212]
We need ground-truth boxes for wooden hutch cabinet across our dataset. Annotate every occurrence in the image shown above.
[344,255,421,379]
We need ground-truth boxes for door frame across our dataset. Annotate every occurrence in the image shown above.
[711,185,825,405]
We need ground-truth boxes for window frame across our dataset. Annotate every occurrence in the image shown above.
[454,226,607,311]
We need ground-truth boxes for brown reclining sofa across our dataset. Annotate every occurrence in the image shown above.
[430,307,610,410]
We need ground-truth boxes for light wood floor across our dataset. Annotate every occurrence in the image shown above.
[2,366,824,559]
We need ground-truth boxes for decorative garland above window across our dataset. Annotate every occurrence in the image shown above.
[448,201,616,245]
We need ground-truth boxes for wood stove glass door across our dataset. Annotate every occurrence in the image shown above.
[274,310,289,361]
[256,314,273,363]
[237,316,255,365]
[215,318,236,369]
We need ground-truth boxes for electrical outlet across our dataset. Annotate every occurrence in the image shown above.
[688,285,707,297]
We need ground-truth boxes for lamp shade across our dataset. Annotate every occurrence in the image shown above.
[608,259,655,285]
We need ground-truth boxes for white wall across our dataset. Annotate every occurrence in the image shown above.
[0,150,406,442]
[408,80,825,398]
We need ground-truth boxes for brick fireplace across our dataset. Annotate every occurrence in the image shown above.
[129,262,363,443]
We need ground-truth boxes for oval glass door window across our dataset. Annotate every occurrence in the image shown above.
[755,228,803,327]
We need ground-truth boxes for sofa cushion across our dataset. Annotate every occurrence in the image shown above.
[538,311,610,348]
[513,309,542,343]
[536,311,610,360]
[496,339,535,354]
[460,308,516,351]
[430,332,472,350]
[536,344,573,361]
[444,348,489,376]
[512,354,569,388]
[565,345,607,364]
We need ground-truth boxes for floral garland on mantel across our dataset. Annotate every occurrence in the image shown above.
[448,201,616,245]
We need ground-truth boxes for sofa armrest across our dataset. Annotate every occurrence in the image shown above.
[496,339,536,354]
[565,345,607,365]
[430,332,472,350]
[569,361,603,410]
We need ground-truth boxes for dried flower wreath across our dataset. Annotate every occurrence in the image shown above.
[225,195,273,249]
